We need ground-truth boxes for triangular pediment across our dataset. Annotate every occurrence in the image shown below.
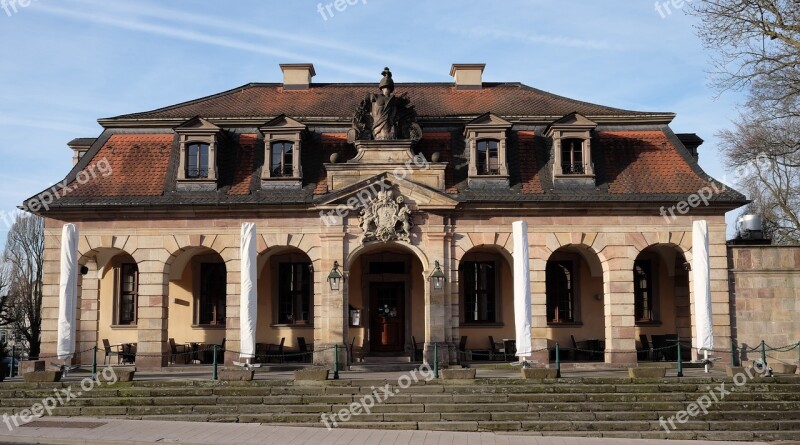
[466,112,512,128]
[174,116,220,132]
[259,114,306,131]
[315,173,458,210]
[550,112,597,128]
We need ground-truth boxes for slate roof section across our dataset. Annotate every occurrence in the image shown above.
[106,83,667,121]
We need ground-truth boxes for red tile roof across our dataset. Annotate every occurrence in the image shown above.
[599,131,711,194]
[64,134,173,197]
[416,132,458,194]
[229,134,257,195]
[109,83,661,121]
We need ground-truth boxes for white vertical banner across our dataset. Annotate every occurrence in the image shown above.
[513,221,532,359]
[239,222,258,360]
[56,224,79,360]
[692,220,714,352]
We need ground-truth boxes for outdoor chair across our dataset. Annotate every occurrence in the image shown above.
[168,338,190,365]
[411,336,423,362]
[350,337,367,363]
[264,337,286,363]
[121,343,136,365]
[457,335,469,362]
[297,337,312,363]
[102,339,122,365]
[650,335,668,361]
[488,336,505,361]
[637,334,652,361]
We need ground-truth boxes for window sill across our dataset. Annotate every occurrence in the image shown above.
[547,322,584,327]
[635,320,663,326]
[109,325,137,329]
[460,322,504,328]
[191,324,227,330]
[270,323,314,328]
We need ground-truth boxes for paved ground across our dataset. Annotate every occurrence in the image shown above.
[0,418,770,445]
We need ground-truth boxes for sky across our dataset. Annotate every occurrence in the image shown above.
[0,0,748,246]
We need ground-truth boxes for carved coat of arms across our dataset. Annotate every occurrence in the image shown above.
[359,190,412,244]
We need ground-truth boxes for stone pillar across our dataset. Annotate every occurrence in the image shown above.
[530,241,550,364]
[39,221,63,360]
[134,253,169,369]
[222,248,241,367]
[709,223,732,356]
[76,258,100,365]
[603,256,637,364]
[424,229,450,365]
[314,225,347,366]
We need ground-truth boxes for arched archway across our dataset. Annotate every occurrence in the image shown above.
[456,245,514,360]
[545,244,605,362]
[344,242,427,361]
[165,246,226,363]
[634,244,691,362]
[255,246,315,359]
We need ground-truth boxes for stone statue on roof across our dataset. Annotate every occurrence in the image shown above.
[348,67,423,144]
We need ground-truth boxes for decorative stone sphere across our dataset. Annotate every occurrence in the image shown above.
[431,152,441,162]
[330,153,339,163]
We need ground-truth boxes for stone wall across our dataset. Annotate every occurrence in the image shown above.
[729,245,800,366]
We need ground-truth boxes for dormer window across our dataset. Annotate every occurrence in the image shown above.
[546,113,597,186]
[271,142,294,177]
[476,140,500,175]
[560,139,585,175]
[260,115,305,189]
[174,117,222,191]
[465,113,511,188]
[186,143,210,178]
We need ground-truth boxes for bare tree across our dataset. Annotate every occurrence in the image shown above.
[690,1,800,243]
[689,0,800,112]
[0,213,44,358]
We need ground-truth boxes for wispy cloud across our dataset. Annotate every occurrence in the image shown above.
[441,26,617,51]
[33,2,378,79]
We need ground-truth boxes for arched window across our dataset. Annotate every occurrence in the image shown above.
[271,141,294,177]
[476,140,500,175]
[546,261,575,323]
[634,260,656,322]
[561,138,585,174]
[115,263,139,325]
[186,143,210,178]
[278,262,312,324]
[461,261,497,323]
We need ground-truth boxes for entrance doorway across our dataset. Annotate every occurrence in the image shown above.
[369,282,405,353]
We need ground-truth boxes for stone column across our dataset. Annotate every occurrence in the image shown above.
[39,221,64,360]
[223,248,241,366]
[134,252,170,369]
[530,240,550,365]
[424,228,449,365]
[76,258,100,365]
[314,225,347,366]
[602,256,637,364]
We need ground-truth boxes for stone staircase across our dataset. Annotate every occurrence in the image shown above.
[1,376,799,441]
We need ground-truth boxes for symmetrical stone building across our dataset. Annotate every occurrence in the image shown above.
[28,64,747,368]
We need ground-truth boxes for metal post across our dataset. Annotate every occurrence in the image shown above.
[434,343,439,379]
[333,344,340,380]
[731,342,737,367]
[10,344,15,378]
[761,340,767,366]
[676,339,683,378]
[212,345,218,381]
[555,343,561,378]
[92,346,97,379]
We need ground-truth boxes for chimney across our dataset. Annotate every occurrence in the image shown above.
[280,63,316,90]
[450,64,485,90]
[677,133,704,161]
